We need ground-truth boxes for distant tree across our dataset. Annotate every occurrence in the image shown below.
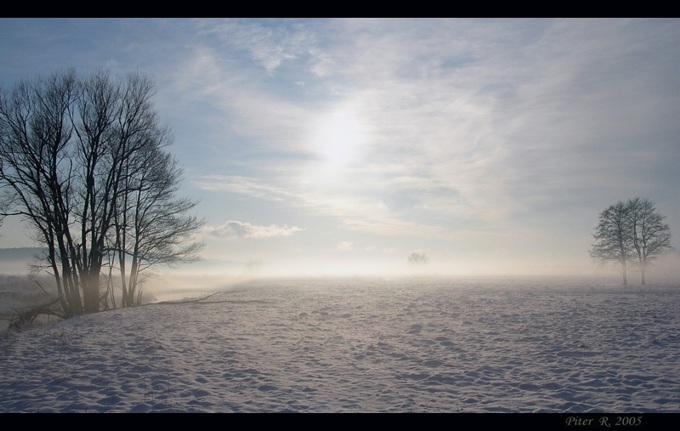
[590,201,633,285]
[408,251,429,265]
[0,69,203,317]
[627,197,672,285]
[590,198,672,285]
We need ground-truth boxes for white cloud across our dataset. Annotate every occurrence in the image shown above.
[206,220,303,239]
[195,19,316,75]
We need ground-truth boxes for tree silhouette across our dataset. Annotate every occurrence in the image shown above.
[590,198,671,285]
[0,69,203,316]
[627,198,672,285]
[408,251,429,265]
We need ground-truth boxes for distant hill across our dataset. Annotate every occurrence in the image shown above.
[0,248,45,275]
[0,247,264,278]
[0,248,45,261]
[0,248,247,276]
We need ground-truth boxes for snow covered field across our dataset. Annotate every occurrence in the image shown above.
[1,276,680,413]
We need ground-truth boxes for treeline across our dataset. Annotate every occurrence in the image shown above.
[590,197,672,286]
[0,69,204,317]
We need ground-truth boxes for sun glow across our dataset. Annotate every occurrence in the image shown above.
[310,106,368,173]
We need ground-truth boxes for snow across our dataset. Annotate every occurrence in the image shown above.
[1,276,680,413]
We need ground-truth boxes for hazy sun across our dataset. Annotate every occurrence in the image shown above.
[311,106,367,172]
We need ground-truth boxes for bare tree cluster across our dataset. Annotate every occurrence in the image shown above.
[590,197,672,285]
[0,69,204,317]
[408,251,429,265]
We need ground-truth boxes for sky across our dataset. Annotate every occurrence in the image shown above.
[0,18,679,278]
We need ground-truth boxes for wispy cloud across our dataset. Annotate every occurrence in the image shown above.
[194,173,471,240]
[193,175,303,203]
[205,220,303,239]
[184,19,680,242]
[195,19,317,75]
[5,18,678,272]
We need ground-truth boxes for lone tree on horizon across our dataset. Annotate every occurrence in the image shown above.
[408,251,429,265]
[0,69,204,317]
[590,197,671,285]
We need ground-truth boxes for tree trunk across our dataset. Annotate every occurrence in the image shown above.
[82,271,100,314]
[621,259,628,286]
[127,255,139,306]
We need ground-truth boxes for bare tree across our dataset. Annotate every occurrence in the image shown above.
[71,69,125,313]
[0,69,203,317]
[627,197,672,285]
[112,141,204,307]
[0,70,81,316]
[590,198,672,286]
[408,251,429,265]
[72,71,178,312]
[590,201,633,285]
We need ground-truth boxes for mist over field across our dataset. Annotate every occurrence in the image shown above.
[2,245,680,307]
